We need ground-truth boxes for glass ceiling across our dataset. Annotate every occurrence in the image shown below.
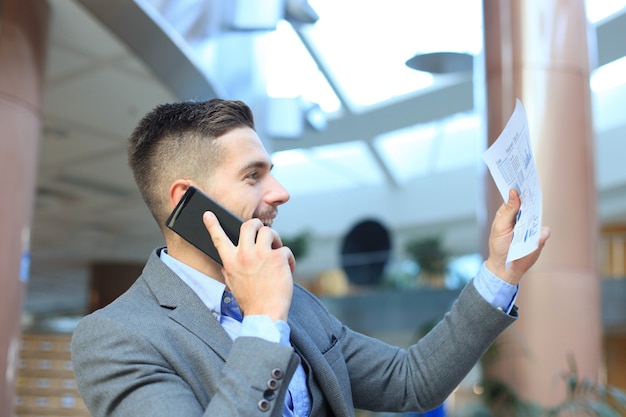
[264,0,483,110]
[266,0,626,197]
[150,0,626,198]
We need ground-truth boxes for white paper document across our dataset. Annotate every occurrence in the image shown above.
[483,99,543,263]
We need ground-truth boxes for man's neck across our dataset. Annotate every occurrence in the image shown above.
[166,242,225,284]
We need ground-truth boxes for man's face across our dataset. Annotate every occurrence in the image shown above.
[204,127,290,226]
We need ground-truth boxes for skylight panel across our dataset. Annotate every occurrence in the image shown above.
[374,123,438,182]
[272,141,383,196]
[258,21,340,113]
[310,141,384,185]
[591,56,626,93]
[434,113,481,172]
[305,0,483,108]
[586,0,626,23]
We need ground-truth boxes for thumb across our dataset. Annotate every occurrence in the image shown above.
[504,189,521,214]
[495,189,521,230]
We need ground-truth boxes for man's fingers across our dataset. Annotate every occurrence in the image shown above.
[204,214,296,276]
[254,226,284,250]
[254,224,276,247]
[239,218,263,248]
[203,211,234,252]
[538,226,551,246]
[286,249,296,274]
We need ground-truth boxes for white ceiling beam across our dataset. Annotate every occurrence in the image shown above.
[271,77,474,151]
[76,0,225,100]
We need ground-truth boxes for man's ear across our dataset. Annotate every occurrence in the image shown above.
[169,179,192,209]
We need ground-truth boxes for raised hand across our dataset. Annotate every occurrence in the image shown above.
[203,211,295,322]
[485,189,551,285]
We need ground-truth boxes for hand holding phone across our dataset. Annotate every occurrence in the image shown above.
[168,186,296,321]
[166,186,243,266]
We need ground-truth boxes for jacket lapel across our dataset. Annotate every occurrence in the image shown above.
[141,249,233,361]
[289,318,353,417]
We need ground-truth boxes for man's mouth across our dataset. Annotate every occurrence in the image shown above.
[257,210,277,227]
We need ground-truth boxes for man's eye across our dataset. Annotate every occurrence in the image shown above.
[246,171,259,180]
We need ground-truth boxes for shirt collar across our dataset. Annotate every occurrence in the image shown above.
[159,248,225,315]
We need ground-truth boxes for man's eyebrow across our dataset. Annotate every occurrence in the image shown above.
[241,161,272,172]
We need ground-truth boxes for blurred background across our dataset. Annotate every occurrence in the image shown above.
[24,0,626,318]
[3,0,626,416]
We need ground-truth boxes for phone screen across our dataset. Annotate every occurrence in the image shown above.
[165,186,243,265]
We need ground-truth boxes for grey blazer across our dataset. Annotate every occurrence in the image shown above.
[71,248,515,417]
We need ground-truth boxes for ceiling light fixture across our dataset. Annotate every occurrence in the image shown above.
[405,51,473,74]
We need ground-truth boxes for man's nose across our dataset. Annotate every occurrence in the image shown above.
[267,175,290,206]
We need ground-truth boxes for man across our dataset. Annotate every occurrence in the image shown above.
[71,98,550,417]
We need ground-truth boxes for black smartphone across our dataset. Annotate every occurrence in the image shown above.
[165,186,243,266]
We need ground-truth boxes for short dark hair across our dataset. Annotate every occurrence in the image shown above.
[128,98,255,225]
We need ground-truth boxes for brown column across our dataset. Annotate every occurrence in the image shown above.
[88,262,143,313]
[0,0,49,414]
[482,0,600,408]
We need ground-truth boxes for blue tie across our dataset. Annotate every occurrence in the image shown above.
[221,291,243,322]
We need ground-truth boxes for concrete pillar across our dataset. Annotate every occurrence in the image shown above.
[482,0,600,407]
[0,0,49,414]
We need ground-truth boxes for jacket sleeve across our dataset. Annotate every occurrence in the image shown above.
[71,313,299,417]
[337,280,516,413]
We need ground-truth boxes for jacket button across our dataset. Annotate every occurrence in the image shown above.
[267,378,279,390]
[263,389,276,401]
[258,399,271,412]
[271,368,284,379]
